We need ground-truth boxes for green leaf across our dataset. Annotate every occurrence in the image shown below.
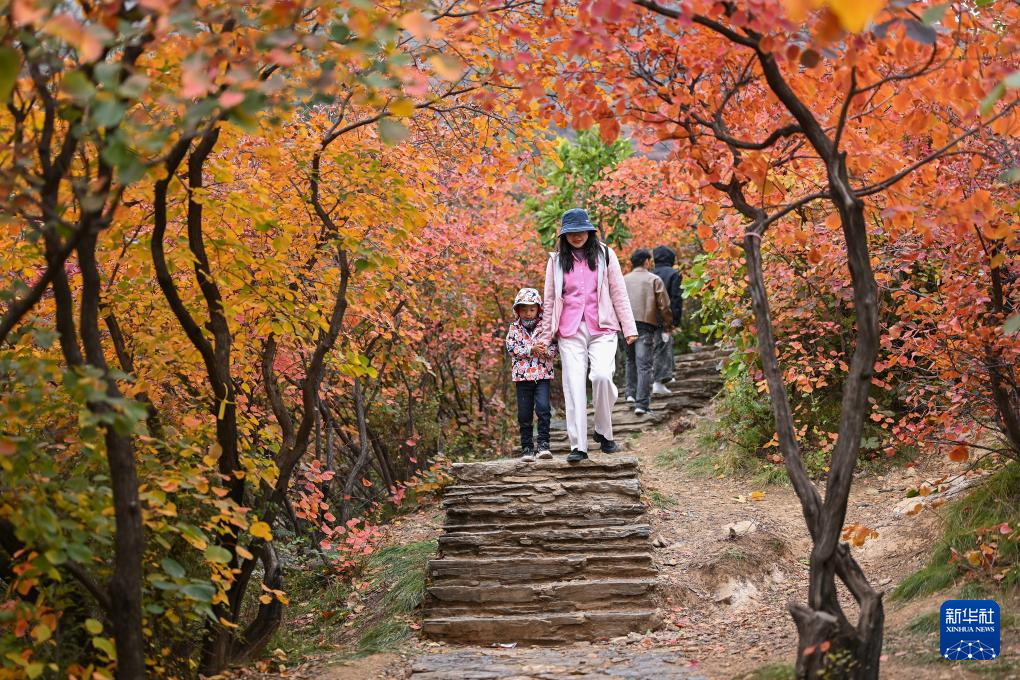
[65,542,92,562]
[0,47,21,103]
[92,636,117,660]
[61,70,95,103]
[377,118,410,145]
[922,3,949,25]
[998,167,1020,184]
[903,19,937,45]
[92,95,125,128]
[1005,70,1020,89]
[1004,313,1020,335]
[176,522,209,548]
[84,618,103,635]
[204,545,232,564]
[181,582,216,602]
[161,557,186,579]
[117,74,150,100]
[980,82,1006,115]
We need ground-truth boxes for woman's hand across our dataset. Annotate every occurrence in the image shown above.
[625,335,638,345]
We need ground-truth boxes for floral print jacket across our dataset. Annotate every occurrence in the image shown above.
[505,317,557,382]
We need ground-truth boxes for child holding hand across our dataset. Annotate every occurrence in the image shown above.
[505,288,557,461]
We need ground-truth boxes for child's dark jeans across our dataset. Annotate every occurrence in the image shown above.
[515,379,551,449]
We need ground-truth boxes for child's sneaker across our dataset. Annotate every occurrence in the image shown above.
[521,446,536,462]
[536,442,552,459]
[626,395,636,403]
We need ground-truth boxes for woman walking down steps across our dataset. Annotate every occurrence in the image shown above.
[535,208,638,463]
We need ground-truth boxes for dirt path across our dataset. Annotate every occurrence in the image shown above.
[635,413,1018,679]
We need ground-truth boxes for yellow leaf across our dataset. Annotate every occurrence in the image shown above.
[750,491,766,501]
[429,54,464,82]
[31,623,52,643]
[390,98,415,118]
[250,521,273,541]
[825,0,885,32]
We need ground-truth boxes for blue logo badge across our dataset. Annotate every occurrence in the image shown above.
[940,600,1000,660]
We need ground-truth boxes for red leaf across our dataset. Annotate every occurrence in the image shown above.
[948,444,968,462]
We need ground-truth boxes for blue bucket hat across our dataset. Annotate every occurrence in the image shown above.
[559,208,596,235]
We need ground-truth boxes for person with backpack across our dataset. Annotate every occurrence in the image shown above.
[651,245,683,393]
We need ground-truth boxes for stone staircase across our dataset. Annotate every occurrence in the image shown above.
[419,345,727,647]
[549,344,728,453]
[421,456,659,645]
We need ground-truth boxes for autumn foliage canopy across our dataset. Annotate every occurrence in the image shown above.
[0,0,1017,677]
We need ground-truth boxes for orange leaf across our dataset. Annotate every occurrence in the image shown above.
[399,11,436,41]
[948,445,968,462]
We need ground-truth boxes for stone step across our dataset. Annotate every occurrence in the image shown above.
[443,478,640,505]
[438,524,650,557]
[421,610,661,645]
[428,554,656,585]
[443,516,637,534]
[425,577,657,616]
[450,457,638,484]
[444,498,645,525]
[409,648,707,679]
[674,354,727,368]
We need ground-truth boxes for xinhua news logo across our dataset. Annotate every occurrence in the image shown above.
[940,600,1000,661]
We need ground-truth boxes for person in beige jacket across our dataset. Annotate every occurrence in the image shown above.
[623,249,673,415]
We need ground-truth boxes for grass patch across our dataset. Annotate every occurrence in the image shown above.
[661,434,791,487]
[264,539,437,661]
[734,663,795,680]
[893,462,1020,602]
[646,489,677,508]
[266,564,354,660]
[355,539,436,654]
[905,611,941,635]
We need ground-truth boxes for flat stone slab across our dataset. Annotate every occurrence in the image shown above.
[409,648,705,679]
[452,458,639,484]
[421,610,660,645]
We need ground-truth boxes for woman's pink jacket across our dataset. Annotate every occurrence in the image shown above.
[536,244,638,345]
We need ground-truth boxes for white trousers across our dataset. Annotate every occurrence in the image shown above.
[557,322,618,452]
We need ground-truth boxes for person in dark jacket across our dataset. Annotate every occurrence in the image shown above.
[651,245,683,391]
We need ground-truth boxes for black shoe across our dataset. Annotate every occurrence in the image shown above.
[520,445,535,462]
[593,431,619,453]
[599,438,620,454]
[536,442,552,459]
[566,449,588,463]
